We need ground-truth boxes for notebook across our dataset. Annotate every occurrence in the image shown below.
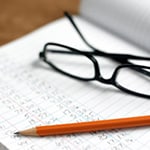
[0,3,150,150]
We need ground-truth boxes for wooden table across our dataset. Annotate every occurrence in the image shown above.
[0,0,79,45]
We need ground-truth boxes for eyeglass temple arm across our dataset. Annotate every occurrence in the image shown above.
[65,12,123,61]
[64,12,124,60]
[64,12,102,52]
[64,12,150,60]
[46,49,150,61]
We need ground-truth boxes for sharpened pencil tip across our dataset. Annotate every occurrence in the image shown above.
[14,132,20,135]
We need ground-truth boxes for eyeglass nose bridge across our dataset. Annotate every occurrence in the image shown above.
[96,76,114,84]
[90,54,115,85]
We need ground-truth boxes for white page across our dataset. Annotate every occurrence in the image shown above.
[0,16,150,150]
[80,0,150,51]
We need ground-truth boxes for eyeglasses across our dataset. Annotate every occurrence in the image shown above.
[39,12,150,99]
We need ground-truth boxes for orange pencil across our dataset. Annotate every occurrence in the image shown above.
[15,115,150,136]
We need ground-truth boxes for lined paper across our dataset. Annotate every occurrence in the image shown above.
[0,17,150,150]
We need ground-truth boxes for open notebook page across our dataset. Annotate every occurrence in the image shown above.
[0,16,150,150]
[80,0,150,51]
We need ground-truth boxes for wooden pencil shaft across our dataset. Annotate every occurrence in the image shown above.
[18,116,150,136]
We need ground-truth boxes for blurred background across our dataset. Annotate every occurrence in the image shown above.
[0,0,79,45]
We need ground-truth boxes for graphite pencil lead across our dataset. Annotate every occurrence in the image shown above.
[14,132,20,135]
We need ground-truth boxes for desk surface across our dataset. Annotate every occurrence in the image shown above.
[0,0,79,46]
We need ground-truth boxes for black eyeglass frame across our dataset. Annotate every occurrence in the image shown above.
[39,12,150,99]
[40,42,150,99]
